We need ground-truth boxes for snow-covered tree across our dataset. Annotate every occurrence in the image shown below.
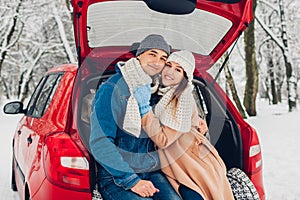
[256,0,299,111]
[0,0,24,100]
[0,0,76,103]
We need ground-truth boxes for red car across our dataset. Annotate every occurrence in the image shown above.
[3,0,265,200]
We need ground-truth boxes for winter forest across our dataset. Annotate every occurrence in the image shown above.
[0,0,299,117]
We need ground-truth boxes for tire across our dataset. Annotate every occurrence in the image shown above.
[92,187,103,200]
[227,168,260,200]
[11,158,18,191]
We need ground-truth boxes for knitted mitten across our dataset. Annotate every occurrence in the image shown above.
[133,85,152,117]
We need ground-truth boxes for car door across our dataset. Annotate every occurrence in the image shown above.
[15,73,63,185]
[14,76,46,183]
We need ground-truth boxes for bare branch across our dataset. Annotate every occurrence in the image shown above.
[255,15,285,51]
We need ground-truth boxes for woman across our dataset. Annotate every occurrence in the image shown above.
[133,50,234,200]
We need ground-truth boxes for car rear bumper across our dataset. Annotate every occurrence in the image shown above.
[249,169,265,200]
[31,178,91,200]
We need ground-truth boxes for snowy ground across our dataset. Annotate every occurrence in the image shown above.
[0,103,20,200]
[246,100,300,200]
[0,99,299,200]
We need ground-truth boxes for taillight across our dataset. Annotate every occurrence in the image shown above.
[242,126,262,174]
[241,126,265,199]
[249,144,261,157]
[249,144,262,169]
[43,132,90,191]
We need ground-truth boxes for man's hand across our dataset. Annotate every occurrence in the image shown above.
[133,85,152,117]
[131,180,159,197]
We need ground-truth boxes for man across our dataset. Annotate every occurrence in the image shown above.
[90,34,181,200]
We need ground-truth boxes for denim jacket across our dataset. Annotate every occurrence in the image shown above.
[89,66,160,190]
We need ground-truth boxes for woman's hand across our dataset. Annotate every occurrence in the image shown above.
[198,118,208,135]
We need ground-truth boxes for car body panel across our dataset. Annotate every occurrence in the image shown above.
[11,64,85,200]
[30,178,91,200]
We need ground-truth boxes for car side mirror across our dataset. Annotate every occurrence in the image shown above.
[144,0,196,14]
[3,101,26,114]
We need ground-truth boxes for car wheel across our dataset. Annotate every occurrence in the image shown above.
[227,168,260,200]
[25,186,31,200]
[11,158,17,191]
[92,186,103,200]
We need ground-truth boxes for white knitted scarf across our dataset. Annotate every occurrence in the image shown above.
[118,58,152,137]
[155,84,194,133]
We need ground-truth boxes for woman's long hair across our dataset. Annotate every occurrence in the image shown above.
[168,71,189,109]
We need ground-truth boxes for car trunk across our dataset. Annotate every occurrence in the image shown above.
[72,70,244,200]
[69,0,257,198]
[73,48,244,171]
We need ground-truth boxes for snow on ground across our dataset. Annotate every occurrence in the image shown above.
[246,99,300,200]
[0,99,299,200]
[0,107,20,200]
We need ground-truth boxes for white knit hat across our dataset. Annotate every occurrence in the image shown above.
[166,50,195,82]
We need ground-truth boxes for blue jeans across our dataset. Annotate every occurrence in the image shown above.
[178,184,204,200]
[98,171,181,200]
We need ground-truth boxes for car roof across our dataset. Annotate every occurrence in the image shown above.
[47,64,78,74]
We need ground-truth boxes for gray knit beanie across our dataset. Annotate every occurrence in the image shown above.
[166,50,195,82]
[136,34,171,56]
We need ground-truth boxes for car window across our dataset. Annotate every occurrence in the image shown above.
[87,1,232,55]
[192,80,209,118]
[26,74,63,118]
[26,77,47,116]
[44,74,63,113]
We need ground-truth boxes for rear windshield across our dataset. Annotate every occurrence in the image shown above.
[87,1,232,55]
